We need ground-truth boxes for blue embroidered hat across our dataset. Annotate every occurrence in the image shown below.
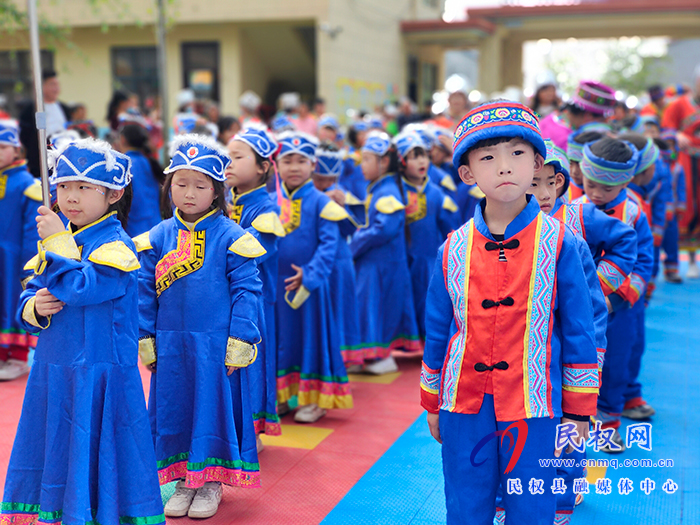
[352,120,369,132]
[544,139,570,193]
[635,137,660,174]
[581,140,640,186]
[361,131,392,157]
[277,131,319,162]
[50,138,132,190]
[233,127,279,159]
[165,134,231,182]
[318,114,340,130]
[270,114,295,132]
[173,113,198,135]
[366,115,384,130]
[315,149,344,177]
[49,129,81,151]
[404,124,433,148]
[431,126,453,152]
[567,132,585,163]
[452,101,546,166]
[0,119,21,148]
[394,131,427,159]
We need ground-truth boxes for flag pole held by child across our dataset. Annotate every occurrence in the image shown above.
[27,0,52,207]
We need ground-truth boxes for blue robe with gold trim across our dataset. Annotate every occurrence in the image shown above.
[275,181,353,409]
[350,175,420,361]
[137,208,263,488]
[0,161,41,350]
[3,212,165,525]
[230,185,283,435]
[402,177,459,340]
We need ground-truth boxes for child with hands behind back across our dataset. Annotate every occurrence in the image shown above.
[2,139,165,525]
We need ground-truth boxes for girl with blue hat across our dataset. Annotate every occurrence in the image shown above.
[135,134,265,518]
[3,138,165,524]
[0,119,41,381]
[350,131,420,374]
[311,142,362,368]
[396,130,459,346]
[226,127,285,444]
[274,131,353,423]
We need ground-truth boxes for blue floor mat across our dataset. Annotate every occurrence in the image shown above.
[324,264,700,524]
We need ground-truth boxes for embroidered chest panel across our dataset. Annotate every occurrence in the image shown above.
[279,199,302,234]
[560,204,584,239]
[0,174,7,199]
[230,204,244,224]
[155,229,206,296]
[608,198,640,228]
[405,191,427,225]
[441,214,562,418]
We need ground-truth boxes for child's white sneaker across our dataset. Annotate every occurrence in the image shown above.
[294,404,327,423]
[188,481,223,519]
[0,359,29,381]
[363,356,398,375]
[164,480,197,517]
[256,435,265,453]
[687,262,700,279]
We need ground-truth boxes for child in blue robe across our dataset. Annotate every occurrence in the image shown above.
[340,121,369,201]
[136,134,264,519]
[311,143,363,367]
[226,127,285,442]
[396,131,459,343]
[351,132,419,375]
[117,119,162,237]
[3,139,165,524]
[405,123,458,199]
[0,119,41,381]
[274,132,353,423]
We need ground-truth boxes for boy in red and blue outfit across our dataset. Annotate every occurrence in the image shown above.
[574,138,655,444]
[421,101,599,525]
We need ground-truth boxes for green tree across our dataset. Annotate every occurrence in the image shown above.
[601,39,669,97]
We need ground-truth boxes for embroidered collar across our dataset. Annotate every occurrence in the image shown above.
[403,177,428,193]
[232,184,270,207]
[280,179,314,201]
[473,195,540,241]
[174,207,221,231]
[71,211,119,245]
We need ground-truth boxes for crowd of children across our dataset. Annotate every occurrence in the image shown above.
[0,67,698,524]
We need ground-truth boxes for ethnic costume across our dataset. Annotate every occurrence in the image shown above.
[314,148,362,365]
[275,134,352,410]
[421,102,598,525]
[574,142,654,432]
[350,133,420,361]
[229,128,285,435]
[396,131,459,341]
[124,150,161,237]
[2,140,165,525]
[0,119,41,363]
[661,92,700,249]
[660,138,687,278]
[137,136,263,489]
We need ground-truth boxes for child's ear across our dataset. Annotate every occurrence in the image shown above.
[458,164,475,185]
[555,173,566,191]
[107,188,124,204]
[533,153,545,173]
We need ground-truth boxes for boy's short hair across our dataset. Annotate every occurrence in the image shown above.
[452,100,545,167]
[582,137,639,186]
[573,130,605,145]
[618,132,659,174]
[590,137,634,164]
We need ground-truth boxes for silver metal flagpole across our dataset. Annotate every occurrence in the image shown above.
[27,0,51,207]
[156,0,169,159]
